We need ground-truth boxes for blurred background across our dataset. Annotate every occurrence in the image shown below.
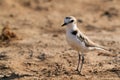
[0,0,119,80]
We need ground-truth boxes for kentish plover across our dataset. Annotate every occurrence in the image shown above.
[62,16,108,74]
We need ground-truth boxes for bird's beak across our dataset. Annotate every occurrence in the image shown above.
[61,23,67,27]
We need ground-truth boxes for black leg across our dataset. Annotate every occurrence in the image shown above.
[76,52,81,71]
[79,54,84,73]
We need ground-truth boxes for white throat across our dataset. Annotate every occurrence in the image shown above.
[66,23,78,32]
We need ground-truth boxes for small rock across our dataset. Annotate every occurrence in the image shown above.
[38,53,46,61]
[77,19,83,23]
[52,34,58,37]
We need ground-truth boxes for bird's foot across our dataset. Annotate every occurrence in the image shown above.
[79,73,85,76]
[75,68,79,72]
[75,69,85,76]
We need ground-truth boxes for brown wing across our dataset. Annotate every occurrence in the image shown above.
[77,33,100,47]
[77,33,108,51]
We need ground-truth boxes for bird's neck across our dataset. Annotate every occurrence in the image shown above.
[66,24,78,32]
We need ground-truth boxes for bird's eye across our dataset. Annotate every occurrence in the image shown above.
[70,20,74,23]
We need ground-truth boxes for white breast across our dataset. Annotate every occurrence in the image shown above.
[66,32,88,52]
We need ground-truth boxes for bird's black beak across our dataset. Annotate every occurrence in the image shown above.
[61,23,67,27]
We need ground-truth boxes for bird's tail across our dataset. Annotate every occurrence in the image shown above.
[93,45,117,57]
[97,46,108,51]
[89,45,110,52]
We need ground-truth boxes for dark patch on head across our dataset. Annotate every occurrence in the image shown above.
[71,30,78,35]
[66,17,71,19]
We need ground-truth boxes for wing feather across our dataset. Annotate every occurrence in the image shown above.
[77,32,108,51]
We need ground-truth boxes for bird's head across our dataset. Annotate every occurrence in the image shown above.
[61,16,77,27]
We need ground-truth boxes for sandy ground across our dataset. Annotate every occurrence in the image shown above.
[0,0,120,80]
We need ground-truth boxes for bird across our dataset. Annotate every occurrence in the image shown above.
[61,16,108,75]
